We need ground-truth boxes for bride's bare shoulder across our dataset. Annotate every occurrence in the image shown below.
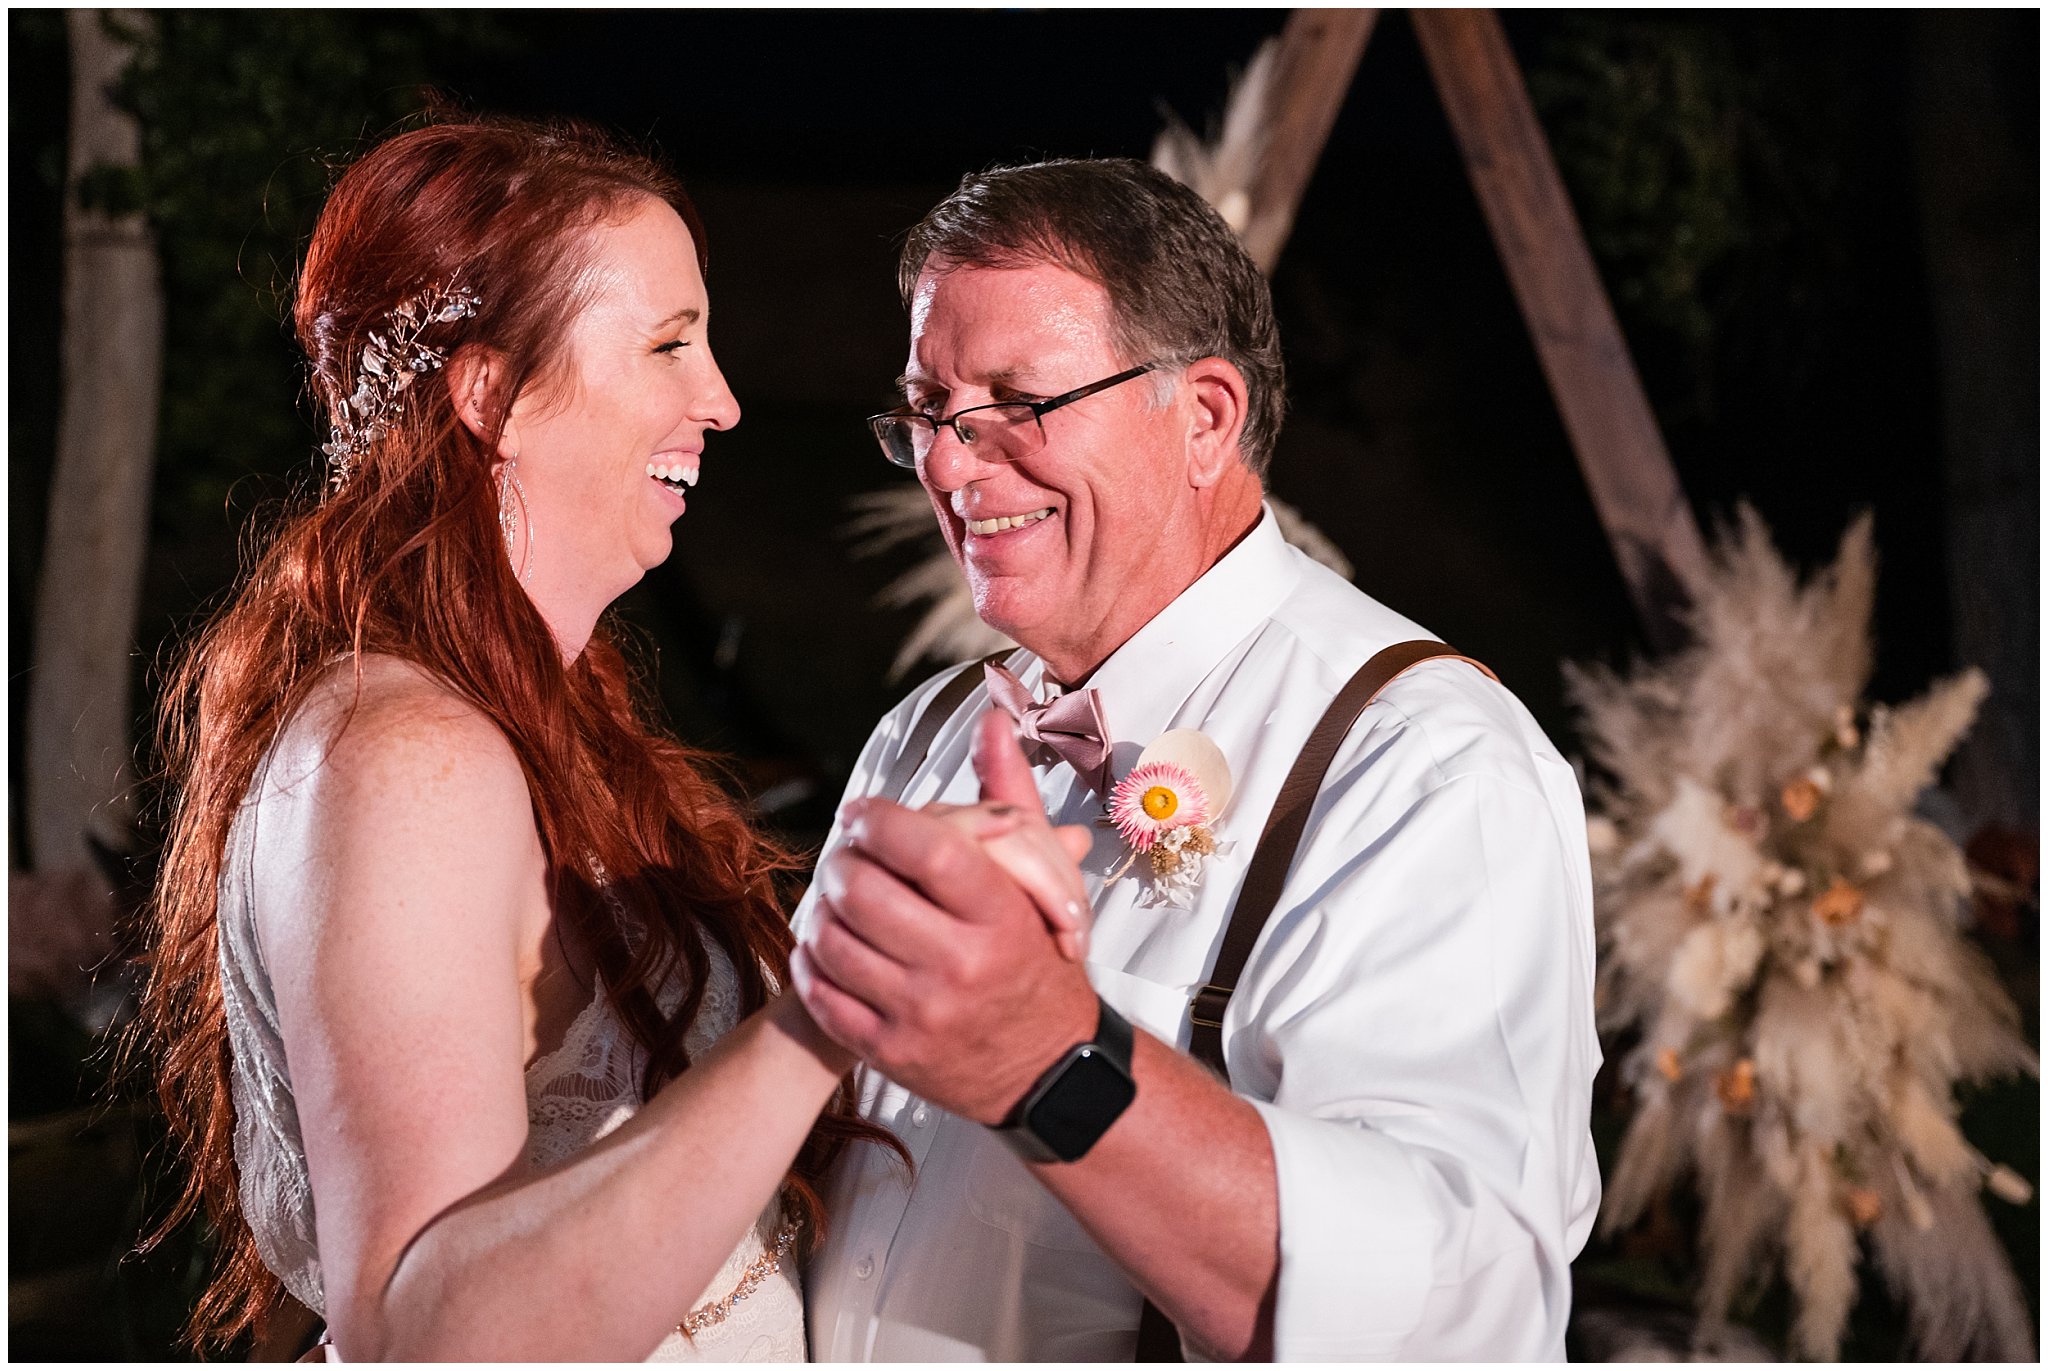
[249,659,549,1047]
[249,654,545,965]
[260,654,527,826]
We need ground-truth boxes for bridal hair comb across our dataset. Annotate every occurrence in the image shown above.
[320,278,482,487]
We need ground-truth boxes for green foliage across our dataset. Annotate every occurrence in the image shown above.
[1529,15,1867,423]
[74,162,148,217]
[1532,19,1752,350]
[113,12,529,540]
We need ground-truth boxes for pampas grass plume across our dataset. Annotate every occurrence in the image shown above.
[1573,507,2034,1359]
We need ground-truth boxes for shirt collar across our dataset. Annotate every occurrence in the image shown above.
[1017,503,1298,757]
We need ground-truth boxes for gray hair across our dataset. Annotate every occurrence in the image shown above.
[899,158,1286,477]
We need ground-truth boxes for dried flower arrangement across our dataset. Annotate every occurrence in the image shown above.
[1150,32,1292,271]
[1569,506,2036,1360]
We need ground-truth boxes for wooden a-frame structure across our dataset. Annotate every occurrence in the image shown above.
[1242,9,1709,652]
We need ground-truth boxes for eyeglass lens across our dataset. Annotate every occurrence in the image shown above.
[877,404,1042,467]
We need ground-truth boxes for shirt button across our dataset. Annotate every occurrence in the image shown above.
[910,1105,930,1128]
[854,1255,875,1280]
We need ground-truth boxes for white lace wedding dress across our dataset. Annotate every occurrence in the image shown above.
[217,783,806,1361]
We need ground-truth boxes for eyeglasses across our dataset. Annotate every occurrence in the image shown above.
[867,363,1155,469]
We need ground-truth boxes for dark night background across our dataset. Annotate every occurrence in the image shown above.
[8,8,2037,1359]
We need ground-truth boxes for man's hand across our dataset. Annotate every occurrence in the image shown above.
[918,801,1095,961]
[793,712,1100,1124]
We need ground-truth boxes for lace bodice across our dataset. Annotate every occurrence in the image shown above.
[518,951,803,1361]
[218,781,804,1361]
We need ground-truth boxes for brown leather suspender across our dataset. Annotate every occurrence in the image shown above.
[1183,640,1496,1074]
[1135,640,1495,1361]
[876,652,1008,802]
[879,642,1496,1363]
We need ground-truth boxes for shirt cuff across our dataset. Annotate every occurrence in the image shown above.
[1251,1100,1439,1359]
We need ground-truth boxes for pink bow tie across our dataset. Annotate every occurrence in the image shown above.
[983,661,1114,798]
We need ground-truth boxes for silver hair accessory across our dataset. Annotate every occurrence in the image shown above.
[497,456,532,582]
[321,278,482,487]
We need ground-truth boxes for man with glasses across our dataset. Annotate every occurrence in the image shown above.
[791,159,1600,1360]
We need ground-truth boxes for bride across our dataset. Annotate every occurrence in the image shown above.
[134,113,1081,1361]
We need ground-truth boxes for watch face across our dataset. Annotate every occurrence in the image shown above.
[1026,1045,1138,1162]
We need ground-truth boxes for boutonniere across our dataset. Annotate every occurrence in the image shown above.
[1104,729,1234,907]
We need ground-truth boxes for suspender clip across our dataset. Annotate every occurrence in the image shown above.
[1189,983,1233,1030]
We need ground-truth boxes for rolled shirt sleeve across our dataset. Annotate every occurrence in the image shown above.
[1227,677,1602,1360]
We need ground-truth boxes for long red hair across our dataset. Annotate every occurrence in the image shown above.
[133,112,889,1349]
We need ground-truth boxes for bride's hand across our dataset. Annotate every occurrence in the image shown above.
[923,801,1096,961]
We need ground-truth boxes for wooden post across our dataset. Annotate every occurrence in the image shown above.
[1413,8,1708,648]
[28,10,164,876]
[1242,8,1380,275]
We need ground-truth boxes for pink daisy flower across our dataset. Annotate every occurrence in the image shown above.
[1109,762,1211,851]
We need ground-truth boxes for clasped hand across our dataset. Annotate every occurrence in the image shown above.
[792,711,1103,1126]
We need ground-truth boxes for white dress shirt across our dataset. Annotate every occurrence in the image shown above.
[795,508,1601,1360]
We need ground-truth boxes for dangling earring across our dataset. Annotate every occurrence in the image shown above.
[497,455,533,583]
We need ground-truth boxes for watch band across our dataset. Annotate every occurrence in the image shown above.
[994,996,1137,1164]
[1086,994,1135,1073]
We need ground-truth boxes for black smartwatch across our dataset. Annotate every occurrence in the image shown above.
[993,997,1137,1164]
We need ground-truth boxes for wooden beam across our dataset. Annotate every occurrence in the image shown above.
[1412,8,1708,648]
[1244,8,1380,275]
[30,9,163,874]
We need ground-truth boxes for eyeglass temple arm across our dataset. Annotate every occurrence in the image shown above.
[869,361,1156,430]
[1030,363,1156,419]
